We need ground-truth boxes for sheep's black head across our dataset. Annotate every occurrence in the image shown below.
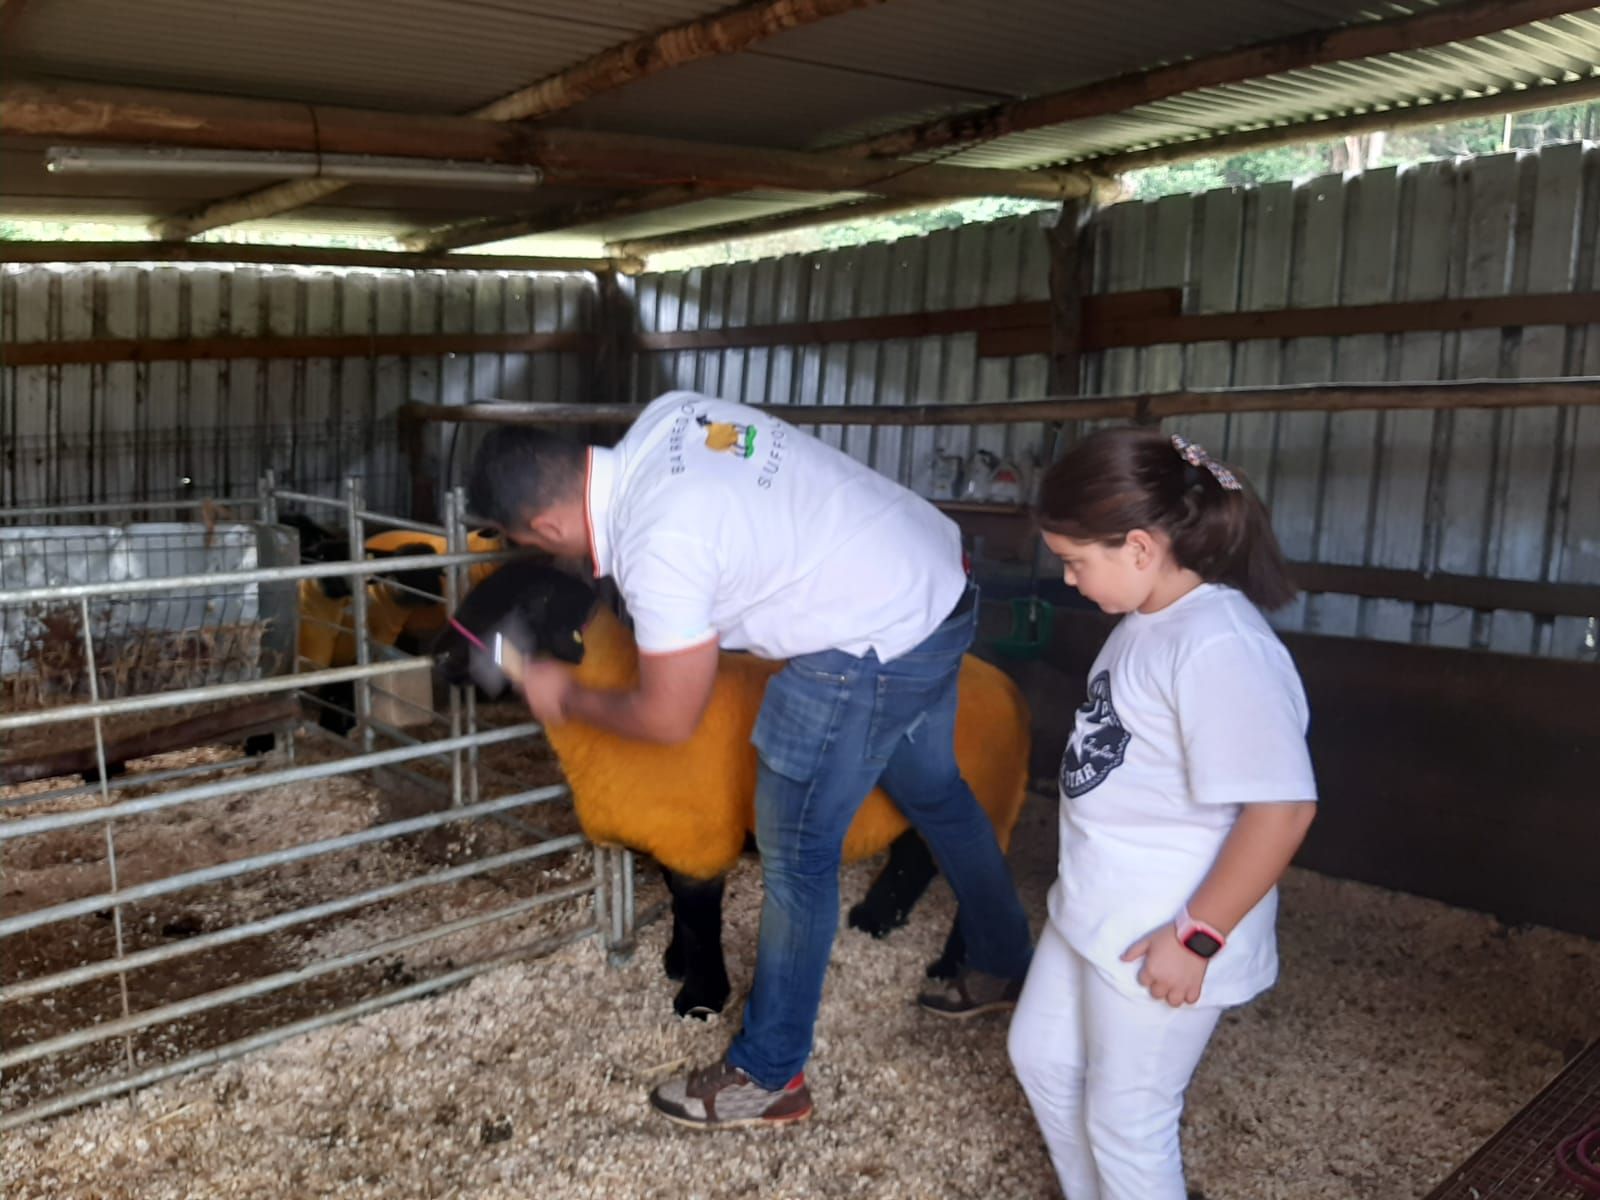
[280,514,354,599]
[369,542,446,610]
[432,559,596,698]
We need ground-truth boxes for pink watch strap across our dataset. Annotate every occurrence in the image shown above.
[1176,904,1226,950]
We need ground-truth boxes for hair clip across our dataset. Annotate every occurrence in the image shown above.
[1170,434,1242,492]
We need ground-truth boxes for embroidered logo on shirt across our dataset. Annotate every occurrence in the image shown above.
[698,415,757,458]
[1059,671,1131,798]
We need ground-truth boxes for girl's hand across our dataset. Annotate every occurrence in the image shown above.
[1121,926,1208,1007]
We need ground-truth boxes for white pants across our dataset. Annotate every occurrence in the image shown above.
[1008,923,1223,1200]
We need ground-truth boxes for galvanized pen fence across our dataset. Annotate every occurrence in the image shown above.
[0,478,634,1130]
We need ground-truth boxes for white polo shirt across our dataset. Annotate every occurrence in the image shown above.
[586,392,966,661]
[1048,583,1318,1007]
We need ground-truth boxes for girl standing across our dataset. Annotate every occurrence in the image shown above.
[1009,426,1318,1200]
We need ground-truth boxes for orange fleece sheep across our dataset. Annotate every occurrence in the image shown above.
[542,605,1031,881]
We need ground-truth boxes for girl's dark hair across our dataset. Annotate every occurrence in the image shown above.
[1036,425,1297,610]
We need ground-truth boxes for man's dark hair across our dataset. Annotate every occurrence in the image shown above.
[466,427,587,530]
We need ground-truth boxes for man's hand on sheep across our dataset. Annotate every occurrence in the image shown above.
[518,658,577,728]
[559,638,721,746]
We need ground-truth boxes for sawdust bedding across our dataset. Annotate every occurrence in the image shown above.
[4,790,1598,1200]
[0,734,589,1121]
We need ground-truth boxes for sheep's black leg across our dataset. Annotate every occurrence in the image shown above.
[925,916,967,981]
[661,867,730,1020]
[241,732,275,757]
[85,760,127,784]
[314,681,357,737]
[848,829,939,939]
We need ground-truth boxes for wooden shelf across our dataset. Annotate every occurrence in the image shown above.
[933,501,1031,515]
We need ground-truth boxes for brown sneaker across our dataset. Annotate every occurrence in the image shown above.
[649,1059,813,1130]
[918,969,1022,1019]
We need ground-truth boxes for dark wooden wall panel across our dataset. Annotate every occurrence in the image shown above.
[1008,608,1600,939]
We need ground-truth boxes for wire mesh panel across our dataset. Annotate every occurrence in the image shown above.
[0,523,295,710]
[1425,1040,1600,1199]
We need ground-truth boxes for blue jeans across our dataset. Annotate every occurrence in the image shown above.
[725,587,1034,1089]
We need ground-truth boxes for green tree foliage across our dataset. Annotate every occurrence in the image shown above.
[1126,100,1600,201]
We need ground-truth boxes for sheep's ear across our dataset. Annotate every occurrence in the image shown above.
[379,542,445,607]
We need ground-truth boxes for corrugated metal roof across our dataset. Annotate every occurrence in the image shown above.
[745,0,1428,109]
[0,0,721,113]
[927,9,1600,169]
[2,0,1597,248]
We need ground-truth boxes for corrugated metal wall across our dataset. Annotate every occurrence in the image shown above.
[625,143,1600,663]
[624,223,1053,500]
[1087,144,1600,663]
[0,264,594,516]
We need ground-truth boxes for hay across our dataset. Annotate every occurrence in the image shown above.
[2,603,270,711]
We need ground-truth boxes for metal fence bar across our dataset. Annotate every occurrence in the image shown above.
[0,546,520,606]
[257,470,278,526]
[0,750,275,813]
[267,489,351,511]
[272,488,449,539]
[356,509,450,537]
[0,724,544,842]
[371,576,445,606]
[444,488,465,808]
[0,485,593,1133]
[591,845,609,963]
[0,838,583,1003]
[297,721,561,847]
[0,658,443,735]
[0,498,269,520]
[2,873,597,1071]
[604,847,638,963]
[0,782,567,938]
[75,593,137,1073]
[345,477,375,756]
[0,921,601,1133]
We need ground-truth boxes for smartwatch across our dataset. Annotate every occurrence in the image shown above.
[1175,905,1226,960]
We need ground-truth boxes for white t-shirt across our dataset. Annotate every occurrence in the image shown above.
[586,392,966,661]
[1047,583,1318,1007]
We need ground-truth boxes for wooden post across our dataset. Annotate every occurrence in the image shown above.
[589,272,636,428]
[398,407,436,522]
[1047,197,1097,398]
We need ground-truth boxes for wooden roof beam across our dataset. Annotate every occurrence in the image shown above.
[415,0,1594,251]
[602,197,1014,266]
[2,78,1100,201]
[847,0,1600,160]
[400,186,737,255]
[598,74,1600,268]
[147,0,889,241]
[0,241,612,273]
